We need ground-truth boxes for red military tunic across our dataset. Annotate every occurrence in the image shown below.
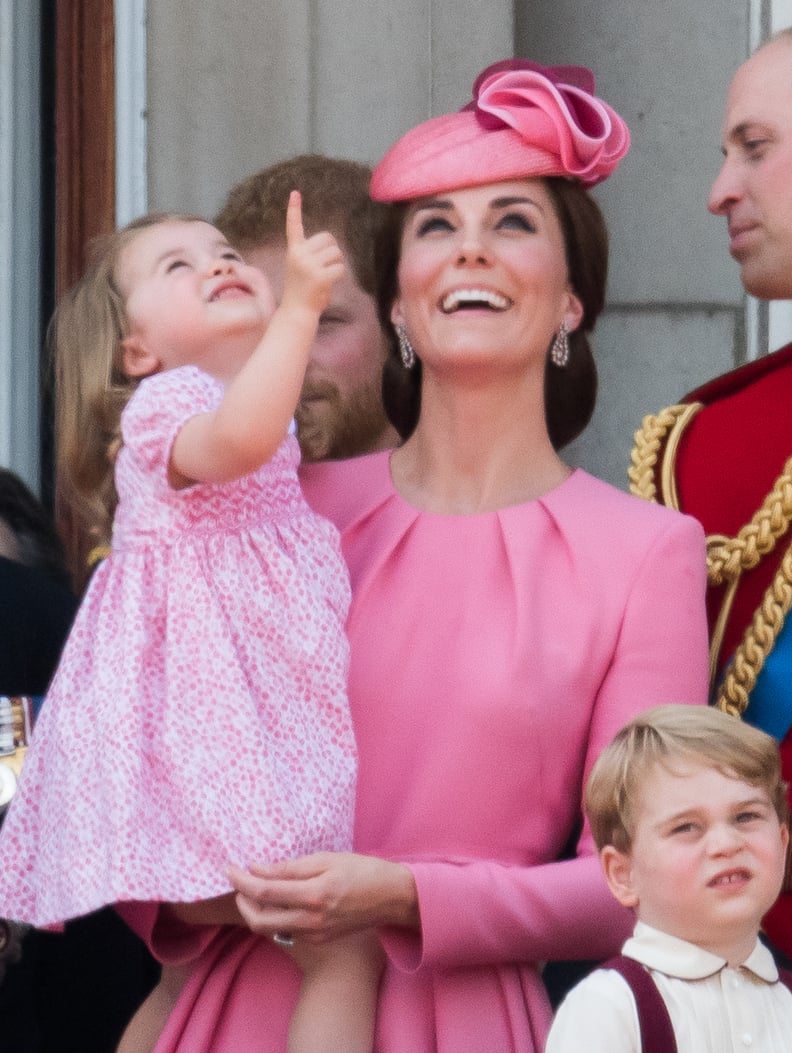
[631,342,792,954]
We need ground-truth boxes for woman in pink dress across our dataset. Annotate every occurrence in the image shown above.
[125,60,709,1053]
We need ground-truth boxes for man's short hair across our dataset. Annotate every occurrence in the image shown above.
[215,154,389,296]
[585,703,789,853]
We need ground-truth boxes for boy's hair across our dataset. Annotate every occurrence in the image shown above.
[586,704,789,853]
[214,154,388,297]
[52,211,204,588]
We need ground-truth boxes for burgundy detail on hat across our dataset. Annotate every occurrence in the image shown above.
[370,59,630,202]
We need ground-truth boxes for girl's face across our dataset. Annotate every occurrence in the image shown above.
[391,179,583,379]
[117,220,276,382]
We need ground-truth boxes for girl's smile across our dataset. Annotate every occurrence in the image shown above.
[118,219,276,382]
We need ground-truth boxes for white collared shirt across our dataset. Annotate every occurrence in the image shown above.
[545,922,792,1052]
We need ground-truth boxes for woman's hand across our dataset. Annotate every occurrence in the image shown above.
[227,851,419,944]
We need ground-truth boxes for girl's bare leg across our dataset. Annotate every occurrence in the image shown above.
[115,895,239,1053]
[286,932,384,1053]
[115,964,190,1053]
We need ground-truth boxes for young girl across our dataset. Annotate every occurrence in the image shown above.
[0,195,380,1053]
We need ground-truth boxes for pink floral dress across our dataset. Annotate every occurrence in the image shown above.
[0,365,357,927]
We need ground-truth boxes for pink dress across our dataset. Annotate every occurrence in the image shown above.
[122,451,710,1053]
[0,365,357,927]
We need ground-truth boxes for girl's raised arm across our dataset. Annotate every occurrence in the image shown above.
[171,192,343,488]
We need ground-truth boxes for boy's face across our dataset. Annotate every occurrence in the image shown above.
[601,761,788,965]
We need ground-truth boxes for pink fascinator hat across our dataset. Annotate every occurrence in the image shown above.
[370,59,630,201]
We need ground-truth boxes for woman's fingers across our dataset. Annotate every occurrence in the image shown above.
[227,852,419,936]
[227,862,311,902]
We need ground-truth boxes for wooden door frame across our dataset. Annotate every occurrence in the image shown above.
[52,0,115,583]
[55,0,115,297]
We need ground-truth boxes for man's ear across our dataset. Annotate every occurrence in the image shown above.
[600,845,639,909]
[121,335,160,379]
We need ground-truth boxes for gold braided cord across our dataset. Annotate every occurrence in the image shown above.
[628,403,792,709]
[628,400,792,591]
[628,404,698,505]
[704,457,792,698]
[715,539,792,717]
[660,404,706,512]
[706,456,792,586]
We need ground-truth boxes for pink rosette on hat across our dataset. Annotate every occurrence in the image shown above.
[370,59,630,201]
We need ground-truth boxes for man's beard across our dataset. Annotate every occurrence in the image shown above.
[296,379,390,462]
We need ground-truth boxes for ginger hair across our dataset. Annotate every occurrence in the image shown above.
[215,154,388,297]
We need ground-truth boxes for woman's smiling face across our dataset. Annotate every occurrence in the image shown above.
[391,179,583,378]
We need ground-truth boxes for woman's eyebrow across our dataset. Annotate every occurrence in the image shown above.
[411,199,454,214]
[491,195,545,213]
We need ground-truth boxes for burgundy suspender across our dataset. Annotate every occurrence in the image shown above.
[602,956,792,1053]
[602,956,676,1053]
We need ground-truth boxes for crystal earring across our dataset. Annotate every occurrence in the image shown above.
[396,324,416,370]
[393,320,414,370]
[550,321,570,368]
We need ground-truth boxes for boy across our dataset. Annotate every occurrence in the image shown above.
[546,704,792,1052]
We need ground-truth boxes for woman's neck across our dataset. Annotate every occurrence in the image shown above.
[390,375,571,515]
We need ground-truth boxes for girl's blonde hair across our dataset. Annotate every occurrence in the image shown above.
[585,704,788,854]
[52,212,205,588]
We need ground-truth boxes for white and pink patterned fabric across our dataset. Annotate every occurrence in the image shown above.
[0,365,356,927]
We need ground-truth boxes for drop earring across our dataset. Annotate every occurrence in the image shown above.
[396,324,416,370]
[550,321,570,368]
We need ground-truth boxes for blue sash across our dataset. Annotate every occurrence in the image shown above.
[742,615,792,740]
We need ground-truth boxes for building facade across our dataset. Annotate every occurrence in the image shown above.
[3,0,791,495]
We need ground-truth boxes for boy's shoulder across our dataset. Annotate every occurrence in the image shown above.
[545,963,640,1053]
[547,927,792,1053]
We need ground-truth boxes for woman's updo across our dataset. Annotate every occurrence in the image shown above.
[543,177,608,449]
